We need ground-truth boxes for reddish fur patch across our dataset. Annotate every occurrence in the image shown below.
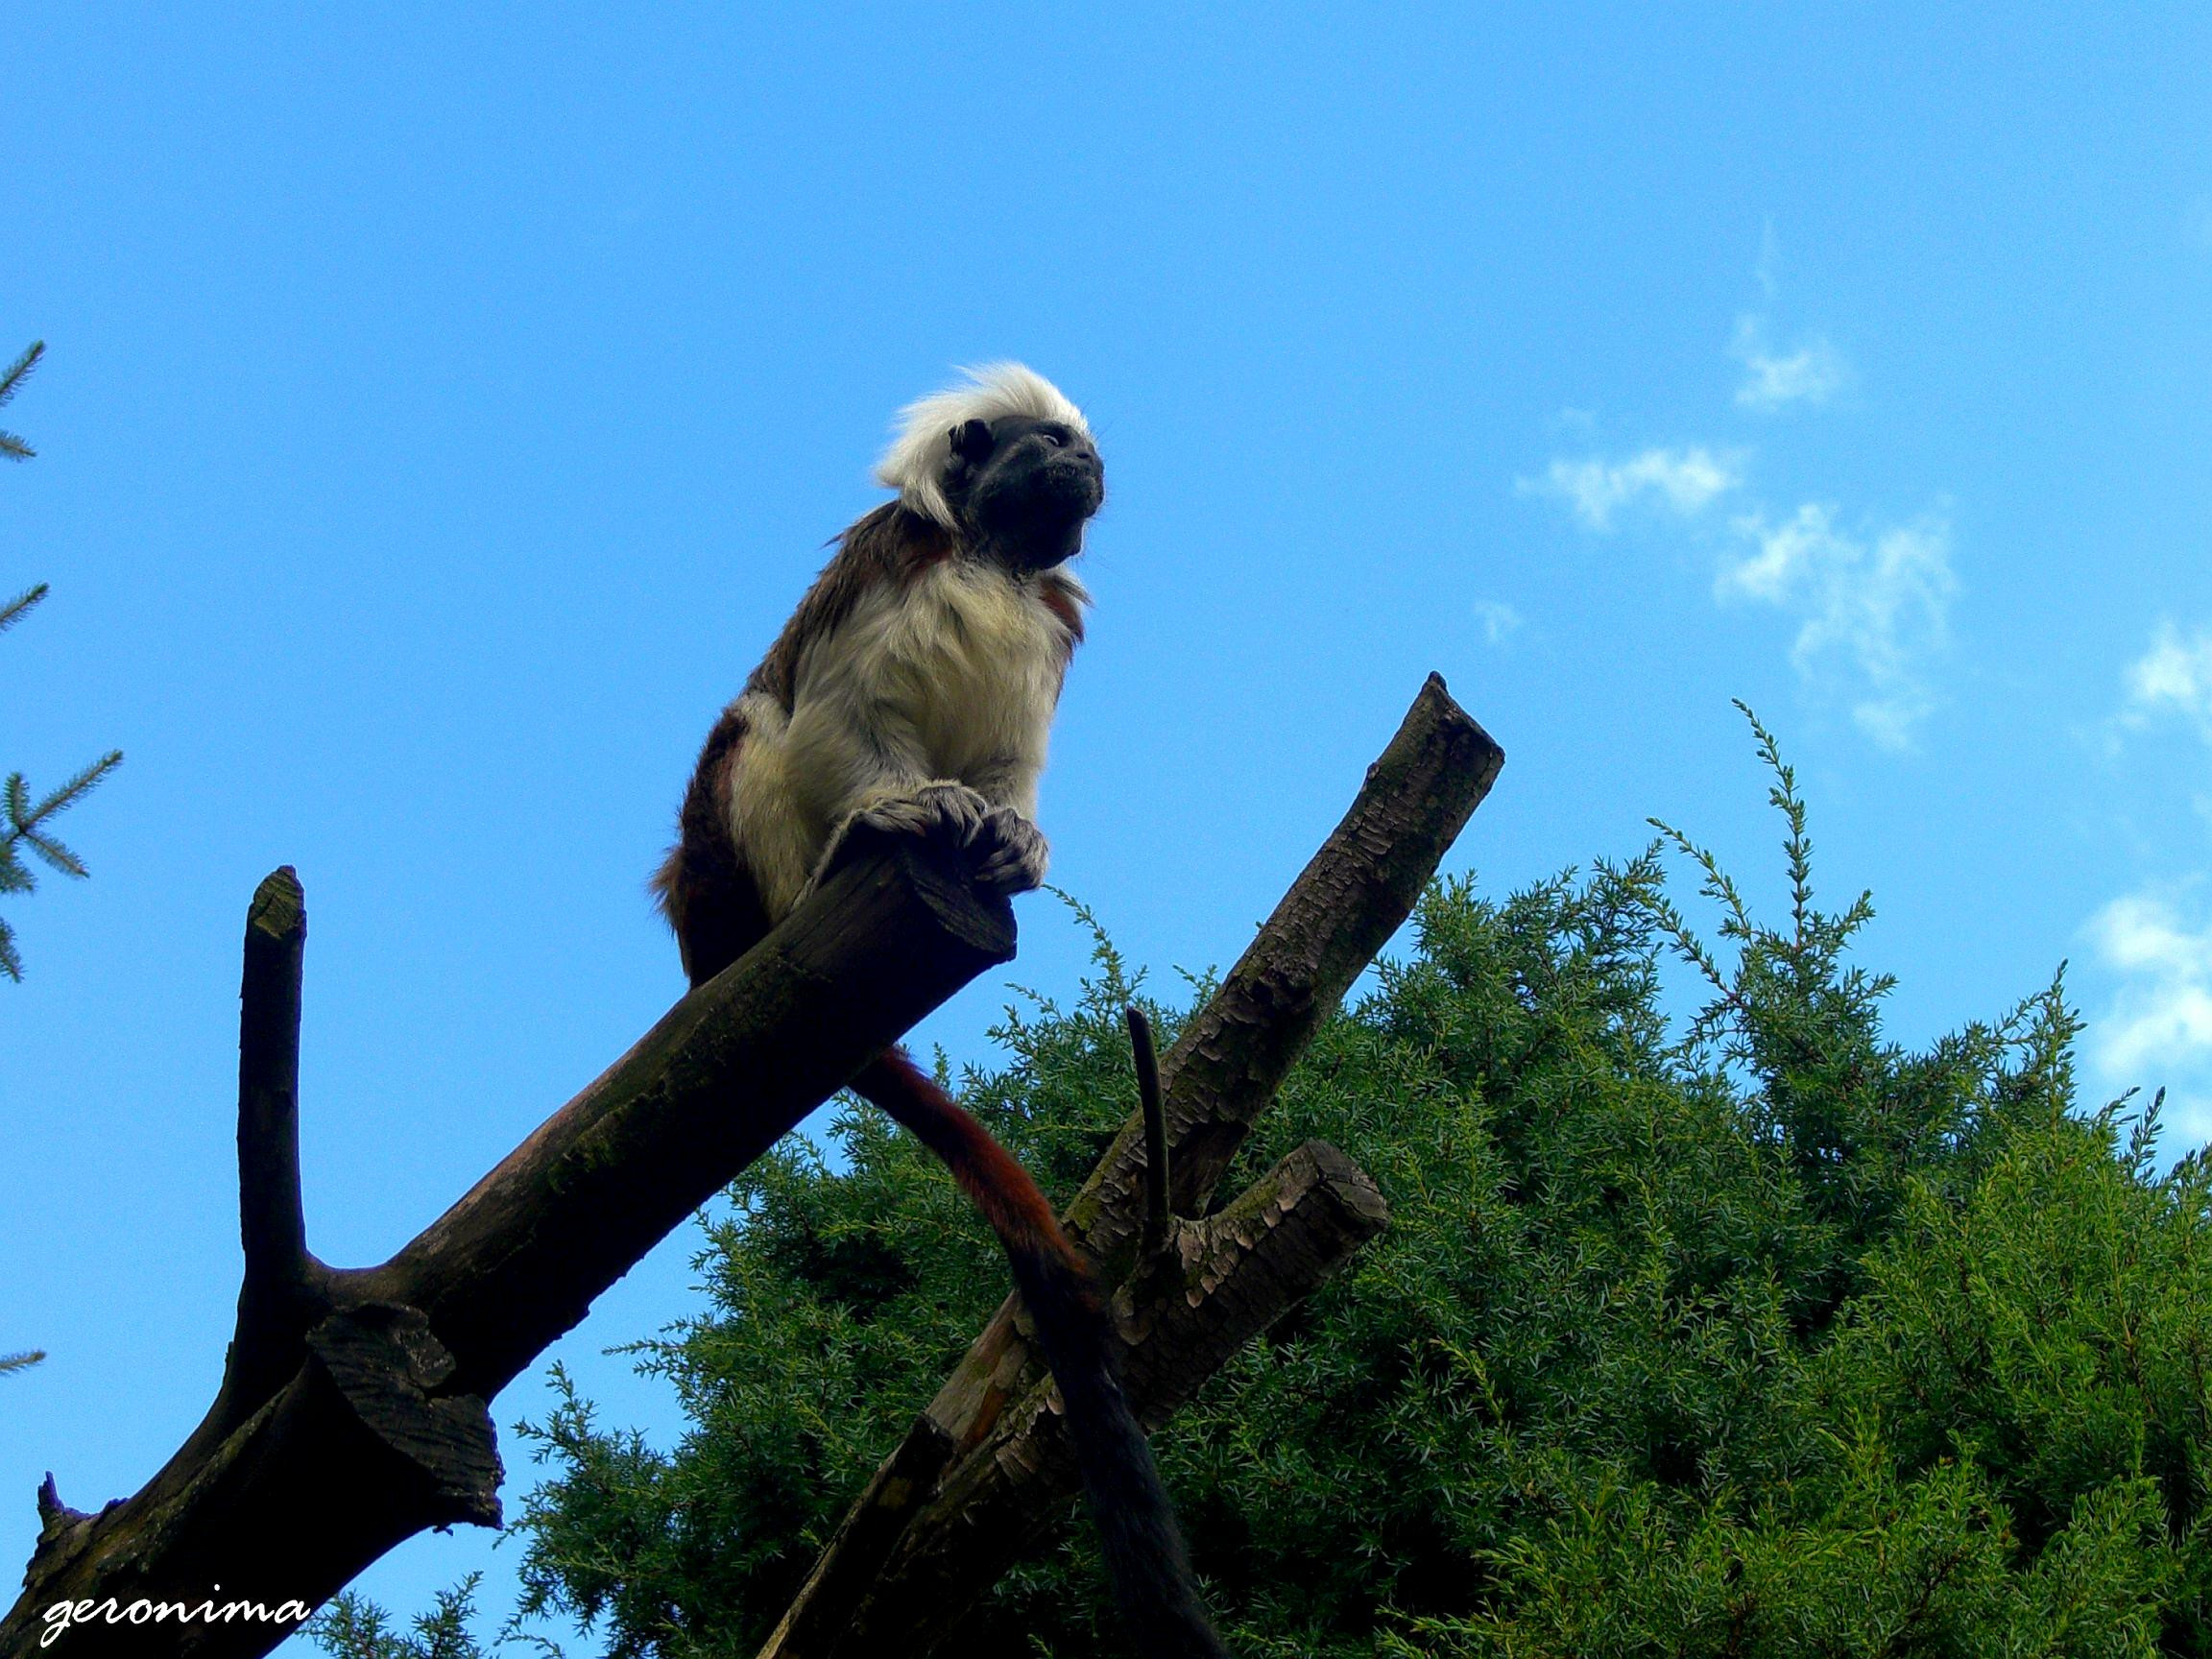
[1039,577,1087,643]
[851,1048,1227,1654]
[857,1049,1092,1278]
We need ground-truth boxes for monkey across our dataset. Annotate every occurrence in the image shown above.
[653,365,1230,1658]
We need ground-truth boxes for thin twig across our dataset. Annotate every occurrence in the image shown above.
[1127,1005,1170,1259]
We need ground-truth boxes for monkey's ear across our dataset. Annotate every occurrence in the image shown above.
[950,419,994,466]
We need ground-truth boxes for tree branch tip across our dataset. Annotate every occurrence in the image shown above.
[248,866,305,940]
[35,1473,87,1532]
[1125,1005,1171,1253]
[1413,668,1503,760]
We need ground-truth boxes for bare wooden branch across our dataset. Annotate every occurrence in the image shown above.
[3,824,1018,1659]
[762,674,1501,1657]
[1072,672,1502,1254]
[814,1142,1388,1656]
[922,676,1498,1442]
[7,674,1501,1659]
[364,819,1019,1402]
[230,868,321,1417]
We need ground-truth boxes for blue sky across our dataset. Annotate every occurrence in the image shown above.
[6,5,2211,1647]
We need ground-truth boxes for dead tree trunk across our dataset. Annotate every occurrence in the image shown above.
[760,674,1503,1655]
[5,822,1021,1658]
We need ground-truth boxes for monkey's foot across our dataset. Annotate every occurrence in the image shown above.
[971,805,1049,894]
[811,783,1048,902]
[853,781,993,845]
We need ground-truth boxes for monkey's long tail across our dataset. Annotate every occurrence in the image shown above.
[851,1049,1232,1659]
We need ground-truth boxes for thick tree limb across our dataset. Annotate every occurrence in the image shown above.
[823,1142,1389,1656]
[228,869,325,1440]
[1071,672,1503,1252]
[763,674,1502,1656]
[5,824,1016,1658]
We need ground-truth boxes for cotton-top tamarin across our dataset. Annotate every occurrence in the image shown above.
[654,365,1228,1658]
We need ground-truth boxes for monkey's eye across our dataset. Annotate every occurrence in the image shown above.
[1038,425,1068,447]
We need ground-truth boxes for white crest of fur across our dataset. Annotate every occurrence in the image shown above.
[876,363,1092,530]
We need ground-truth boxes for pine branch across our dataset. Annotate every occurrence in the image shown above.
[18,831,87,879]
[1,752,123,888]
[28,751,125,827]
[0,341,43,408]
[0,584,49,634]
[0,340,44,460]
[0,565,123,975]
[0,1351,44,1378]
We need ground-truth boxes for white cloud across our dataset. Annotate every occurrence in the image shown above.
[2086,887,2212,1144]
[2120,620,2212,743]
[1473,600,1523,646]
[1731,315,1848,412]
[1717,503,1957,749]
[1510,242,1946,752]
[1519,445,1743,532]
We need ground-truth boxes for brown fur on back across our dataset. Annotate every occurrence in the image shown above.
[744,505,955,709]
[650,705,768,986]
[654,506,953,986]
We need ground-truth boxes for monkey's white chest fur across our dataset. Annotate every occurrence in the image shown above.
[730,559,1081,920]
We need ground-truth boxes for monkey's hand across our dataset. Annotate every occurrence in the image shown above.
[815,782,1049,900]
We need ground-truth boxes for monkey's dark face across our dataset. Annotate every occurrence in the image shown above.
[942,415,1104,571]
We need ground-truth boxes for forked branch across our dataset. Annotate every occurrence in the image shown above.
[761,674,1503,1656]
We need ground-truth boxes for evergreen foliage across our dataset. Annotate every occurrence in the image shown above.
[2,342,124,981]
[325,730,2210,1656]
[309,1575,490,1659]
[1,340,43,461]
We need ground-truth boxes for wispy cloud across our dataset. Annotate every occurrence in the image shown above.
[1473,600,1523,646]
[1514,230,1947,750]
[1731,315,1848,412]
[1717,504,1957,749]
[2086,887,2212,1142]
[1754,221,1782,300]
[1517,446,1743,532]
[2119,619,2212,743]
